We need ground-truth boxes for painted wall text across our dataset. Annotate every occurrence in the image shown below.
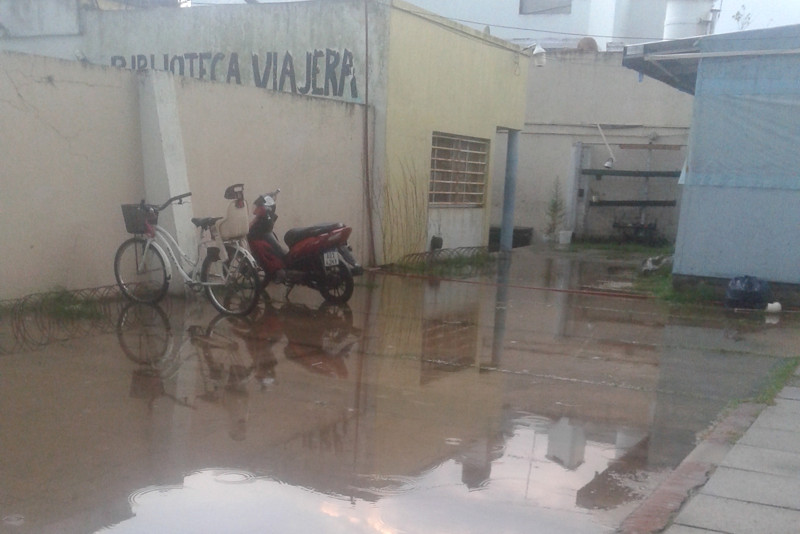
[110,49,359,99]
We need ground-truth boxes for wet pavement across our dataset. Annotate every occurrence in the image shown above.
[1,246,798,533]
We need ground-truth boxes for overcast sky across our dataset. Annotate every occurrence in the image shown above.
[192,0,800,36]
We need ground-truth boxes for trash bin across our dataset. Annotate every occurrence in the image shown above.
[724,275,772,309]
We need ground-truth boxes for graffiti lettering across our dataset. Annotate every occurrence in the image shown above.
[110,48,359,99]
[252,52,277,90]
[280,52,296,93]
[226,52,241,84]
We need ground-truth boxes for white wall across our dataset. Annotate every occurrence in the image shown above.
[491,50,692,241]
[0,51,368,300]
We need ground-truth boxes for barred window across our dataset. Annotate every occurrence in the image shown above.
[519,0,571,15]
[429,132,489,207]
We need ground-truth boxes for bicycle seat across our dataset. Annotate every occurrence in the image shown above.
[218,196,251,240]
[284,223,344,248]
[192,217,223,231]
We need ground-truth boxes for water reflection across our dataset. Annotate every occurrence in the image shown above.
[116,300,363,442]
[2,249,796,533]
[102,265,664,532]
[100,412,650,533]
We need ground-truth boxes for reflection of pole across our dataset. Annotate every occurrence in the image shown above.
[524,428,536,500]
[491,254,511,367]
[553,257,573,338]
[351,273,375,502]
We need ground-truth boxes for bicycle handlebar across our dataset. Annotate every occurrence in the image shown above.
[141,192,192,213]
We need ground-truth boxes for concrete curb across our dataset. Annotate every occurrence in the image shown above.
[618,402,765,534]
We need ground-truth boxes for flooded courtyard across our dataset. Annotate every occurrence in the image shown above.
[1,247,798,533]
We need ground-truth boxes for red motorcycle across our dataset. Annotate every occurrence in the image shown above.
[247,189,363,304]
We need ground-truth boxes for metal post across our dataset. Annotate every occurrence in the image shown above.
[500,129,520,253]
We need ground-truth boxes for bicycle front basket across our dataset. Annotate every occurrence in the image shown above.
[121,204,158,234]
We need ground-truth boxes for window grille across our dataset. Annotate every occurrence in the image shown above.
[429,132,489,207]
[519,0,572,15]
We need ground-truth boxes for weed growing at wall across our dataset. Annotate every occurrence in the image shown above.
[39,289,102,320]
[634,265,717,304]
[545,179,565,238]
[753,357,800,405]
[382,161,427,261]
[391,247,496,278]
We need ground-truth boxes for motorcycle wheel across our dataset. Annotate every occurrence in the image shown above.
[319,263,354,304]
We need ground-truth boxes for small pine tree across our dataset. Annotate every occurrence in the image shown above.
[545,179,565,238]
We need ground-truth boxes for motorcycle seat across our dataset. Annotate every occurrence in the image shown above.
[284,223,344,248]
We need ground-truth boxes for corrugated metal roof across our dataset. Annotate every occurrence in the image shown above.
[621,25,800,96]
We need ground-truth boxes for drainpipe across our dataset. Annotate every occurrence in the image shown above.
[500,129,519,253]
[362,0,376,266]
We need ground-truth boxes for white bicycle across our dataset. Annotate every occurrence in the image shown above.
[113,184,260,316]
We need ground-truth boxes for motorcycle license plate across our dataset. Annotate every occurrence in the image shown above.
[323,250,339,267]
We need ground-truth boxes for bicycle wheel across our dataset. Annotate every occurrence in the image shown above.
[201,312,256,386]
[116,302,174,369]
[201,249,260,316]
[114,237,169,303]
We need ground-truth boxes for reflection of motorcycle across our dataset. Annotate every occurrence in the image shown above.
[277,302,360,379]
[247,188,363,304]
[224,301,360,380]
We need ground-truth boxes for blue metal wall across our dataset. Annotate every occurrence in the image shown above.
[673,26,800,284]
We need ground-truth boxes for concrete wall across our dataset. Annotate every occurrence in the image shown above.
[0,0,389,260]
[1,0,532,265]
[175,76,369,252]
[383,2,527,259]
[0,1,376,103]
[0,52,143,299]
[491,50,691,243]
[0,51,368,300]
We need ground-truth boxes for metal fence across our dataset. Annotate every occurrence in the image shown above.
[0,286,141,355]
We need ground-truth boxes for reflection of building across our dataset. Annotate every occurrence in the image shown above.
[7,249,789,531]
[362,272,504,476]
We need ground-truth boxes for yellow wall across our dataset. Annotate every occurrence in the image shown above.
[381,1,527,261]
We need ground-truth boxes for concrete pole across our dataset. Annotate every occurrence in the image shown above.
[500,129,519,253]
[138,71,196,292]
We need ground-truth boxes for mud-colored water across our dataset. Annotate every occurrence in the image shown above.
[1,248,797,533]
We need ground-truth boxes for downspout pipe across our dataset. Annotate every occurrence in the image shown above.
[362,0,376,266]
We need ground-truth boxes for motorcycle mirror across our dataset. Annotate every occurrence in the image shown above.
[256,195,276,208]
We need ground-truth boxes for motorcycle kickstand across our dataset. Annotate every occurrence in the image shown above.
[283,283,295,301]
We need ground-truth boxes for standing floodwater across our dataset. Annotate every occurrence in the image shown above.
[1,248,796,533]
